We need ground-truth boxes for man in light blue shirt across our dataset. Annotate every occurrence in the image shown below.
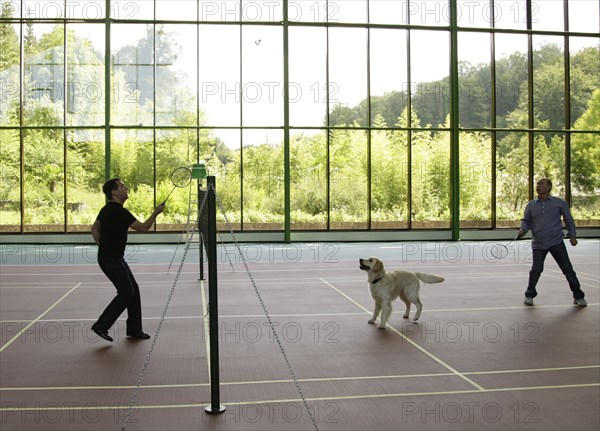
[517,178,586,307]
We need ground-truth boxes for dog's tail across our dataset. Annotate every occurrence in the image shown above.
[416,272,445,284]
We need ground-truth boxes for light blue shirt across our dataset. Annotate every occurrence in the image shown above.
[520,195,576,250]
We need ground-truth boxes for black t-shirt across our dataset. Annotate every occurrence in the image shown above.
[96,202,137,258]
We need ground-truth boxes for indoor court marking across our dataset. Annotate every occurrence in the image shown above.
[1,241,598,430]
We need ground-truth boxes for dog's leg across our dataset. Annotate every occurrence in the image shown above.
[379,303,392,329]
[413,299,423,321]
[368,302,381,325]
[399,293,411,319]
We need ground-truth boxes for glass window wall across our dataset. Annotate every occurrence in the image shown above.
[0,0,598,236]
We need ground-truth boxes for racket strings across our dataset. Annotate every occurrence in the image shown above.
[171,167,192,188]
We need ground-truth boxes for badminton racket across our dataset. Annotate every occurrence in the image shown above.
[489,232,524,259]
[162,166,192,205]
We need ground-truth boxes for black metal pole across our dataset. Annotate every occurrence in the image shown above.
[205,176,225,414]
[198,180,204,280]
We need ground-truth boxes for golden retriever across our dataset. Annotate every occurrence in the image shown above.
[359,257,445,328]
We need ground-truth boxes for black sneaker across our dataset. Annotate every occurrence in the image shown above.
[126,331,151,339]
[91,324,113,342]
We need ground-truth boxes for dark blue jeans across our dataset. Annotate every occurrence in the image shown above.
[525,241,584,300]
[95,257,142,332]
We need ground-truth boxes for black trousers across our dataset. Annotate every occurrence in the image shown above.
[525,241,585,300]
[95,256,143,332]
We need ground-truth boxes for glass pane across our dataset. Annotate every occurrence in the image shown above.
[329,129,368,229]
[154,128,199,231]
[371,130,409,229]
[370,29,408,127]
[67,23,105,127]
[0,129,20,232]
[199,25,240,127]
[156,24,197,126]
[407,0,450,26]
[533,132,565,198]
[112,24,154,126]
[241,25,283,127]
[458,32,492,128]
[0,20,20,126]
[496,132,529,226]
[242,129,284,230]
[460,131,492,228]
[23,129,64,232]
[572,84,600,134]
[288,0,326,23]
[328,28,368,126]
[242,0,282,22]
[66,129,104,232]
[156,0,197,21]
[571,133,600,226]
[411,131,450,228]
[113,0,153,20]
[22,0,64,19]
[494,33,528,128]
[199,0,240,21]
[290,130,327,230]
[289,26,327,127]
[493,0,527,30]
[411,30,449,129]
[369,0,408,25]
[111,129,155,224]
[457,0,493,28]
[211,128,241,229]
[533,36,564,130]
[570,38,600,127]
[334,0,367,23]
[67,1,106,19]
[569,0,600,33]
[531,0,564,31]
[23,23,64,126]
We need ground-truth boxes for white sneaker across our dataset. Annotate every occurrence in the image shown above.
[574,298,587,307]
[524,297,534,306]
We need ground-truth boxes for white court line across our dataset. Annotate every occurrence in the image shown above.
[1,383,598,412]
[2,302,598,325]
[199,281,211,381]
[0,283,81,353]
[2,365,598,392]
[320,278,486,392]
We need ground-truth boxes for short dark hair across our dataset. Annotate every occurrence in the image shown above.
[102,178,121,200]
[540,178,553,190]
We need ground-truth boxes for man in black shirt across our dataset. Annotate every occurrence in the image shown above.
[91,178,165,342]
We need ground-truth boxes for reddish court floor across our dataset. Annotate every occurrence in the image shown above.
[0,240,599,430]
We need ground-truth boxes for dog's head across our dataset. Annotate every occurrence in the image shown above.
[359,257,384,277]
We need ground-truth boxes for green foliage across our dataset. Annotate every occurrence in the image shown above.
[572,89,600,193]
[0,4,19,70]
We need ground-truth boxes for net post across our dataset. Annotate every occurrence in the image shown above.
[198,179,205,280]
[204,175,225,415]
